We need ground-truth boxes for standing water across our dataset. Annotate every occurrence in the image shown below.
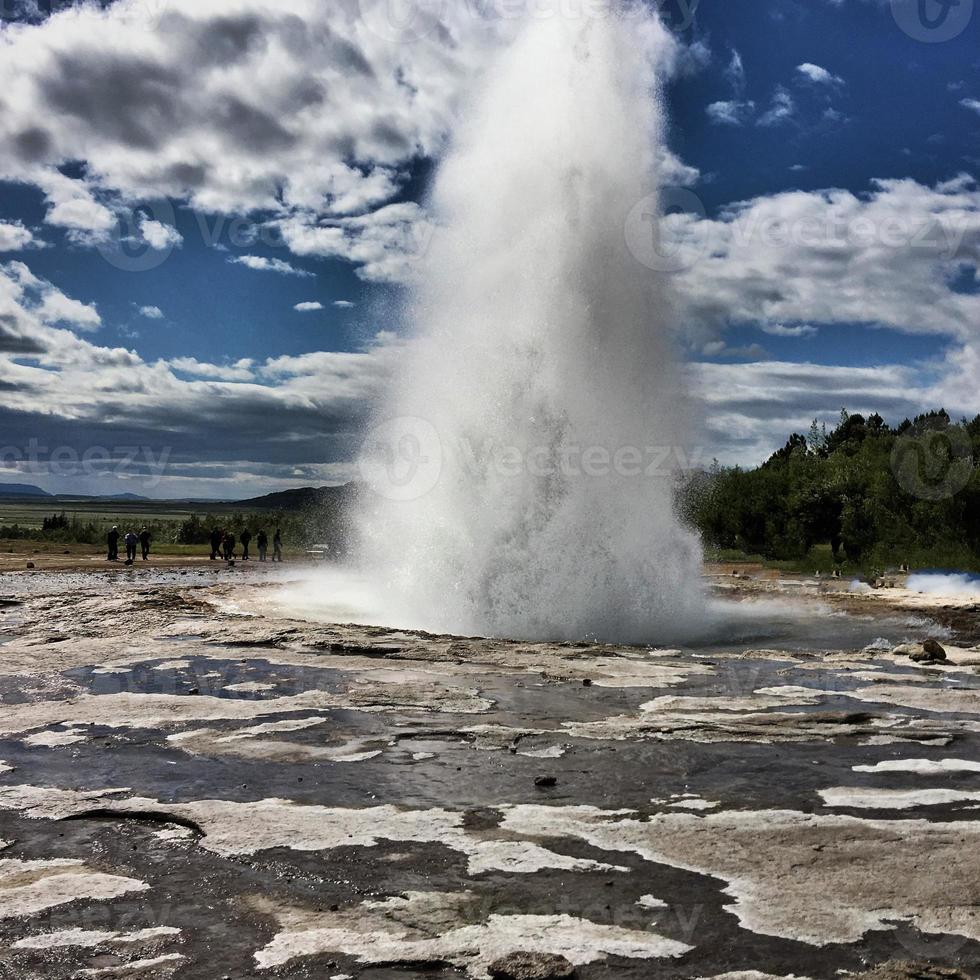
[353,7,706,644]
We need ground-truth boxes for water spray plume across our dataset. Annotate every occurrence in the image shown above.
[355,7,706,644]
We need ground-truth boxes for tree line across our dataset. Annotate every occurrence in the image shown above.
[683,409,980,574]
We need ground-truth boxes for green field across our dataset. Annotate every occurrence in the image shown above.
[0,498,246,531]
[0,495,349,555]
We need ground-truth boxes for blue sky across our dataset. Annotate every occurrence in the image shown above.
[0,0,977,496]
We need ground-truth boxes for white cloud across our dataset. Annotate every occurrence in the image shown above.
[658,149,701,187]
[37,290,101,330]
[797,62,844,86]
[0,1,707,284]
[138,305,164,319]
[689,360,928,465]
[761,323,819,338]
[0,261,101,353]
[701,340,769,359]
[293,301,323,312]
[168,357,256,381]
[711,66,839,131]
[961,98,980,116]
[0,0,522,281]
[333,300,355,309]
[669,175,980,345]
[757,87,796,127]
[707,100,755,126]
[138,216,183,251]
[0,221,37,252]
[1,217,978,486]
[230,255,313,278]
[278,202,434,284]
[0,258,402,494]
[724,49,746,93]
[28,169,116,239]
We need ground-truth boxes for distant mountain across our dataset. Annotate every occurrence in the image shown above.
[105,493,150,501]
[233,484,359,510]
[0,483,51,498]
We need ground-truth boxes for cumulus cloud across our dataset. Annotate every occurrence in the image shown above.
[138,216,183,251]
[0,221,37,252]
[712,64,841,131]
[277,202,434,284]
[38,291,101,330]
[724,49,746,93]
[230,255,313,277]
[333,300,355,309]
[0,0,709,284]
[0,0,525,281]
[0,262,100,333]
[138,305,164,319]
[707,100,756,126]
[0,258,405,495]
[293,301,323,311]
[0,238,977,489]
[961,98,980,116]
[797,62,844,86]
[761,323,819,338]
[28,169,116,240]
[168,357,256,381]
[669,174,980,343]
[689,360,929,465]
[659,149,701,187]
[757,86,796,127]
[0,3,975,482]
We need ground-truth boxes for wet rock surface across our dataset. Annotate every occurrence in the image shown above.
[488,951,576,979]
[0,571,978,978]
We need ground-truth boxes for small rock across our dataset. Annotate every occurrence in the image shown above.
[534,775,557,788]
[488,952,575,980]
[582,678,593,687]
[893,641,947,663]
[187,687,200,695]
[25,562,35,569]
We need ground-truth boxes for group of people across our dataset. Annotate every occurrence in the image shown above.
[106,526,151,564]
[209,526,283,563]
[105,524,283,564]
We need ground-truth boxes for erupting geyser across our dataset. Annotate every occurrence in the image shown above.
[356,6,705,643]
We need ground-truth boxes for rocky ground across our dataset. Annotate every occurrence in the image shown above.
[0,566,979,980]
